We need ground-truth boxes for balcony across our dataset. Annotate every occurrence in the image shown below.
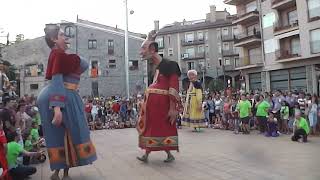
[272,0,296,10]
[181,53,205,60]
[233,8,259,25]
[181,38,205,46]
[234,31,261,47]
[274,20,299,36]
[275,49,302,62]
[235,55,263,70]
[224,0,252,5]
[221,35,234,42]
[222,50,239,57]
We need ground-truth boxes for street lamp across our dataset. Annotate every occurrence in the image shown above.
[124,0,134,99]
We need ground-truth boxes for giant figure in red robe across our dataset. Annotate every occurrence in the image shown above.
[137,30,181,163]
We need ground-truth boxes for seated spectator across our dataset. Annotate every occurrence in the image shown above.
[291,112,310,143]
[265,113,279,137]
[6,131,42,180]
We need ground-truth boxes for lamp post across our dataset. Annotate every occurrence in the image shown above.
[124,0,130,99]
[124,0,134,99]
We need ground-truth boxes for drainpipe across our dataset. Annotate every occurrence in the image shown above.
[257,0,268,92]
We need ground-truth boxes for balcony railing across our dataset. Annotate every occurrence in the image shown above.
[221,35,234,41]
[237,55,263,67]
[236,8,259,19]
[181,38,205,46]
[274,20,298,33]
[222,50,239,56]
[223,65,235,71]
[275,49,301,60]
[234,31,261,44]
[181,53,205,60]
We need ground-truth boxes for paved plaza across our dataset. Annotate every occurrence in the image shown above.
[33,128,320,180]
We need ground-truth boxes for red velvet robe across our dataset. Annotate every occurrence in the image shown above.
[138,59,181,152]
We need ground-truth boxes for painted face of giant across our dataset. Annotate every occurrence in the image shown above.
[139,40,152,60]
[53,30,68,51]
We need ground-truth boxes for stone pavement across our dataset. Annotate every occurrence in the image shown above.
[33,128,320,180]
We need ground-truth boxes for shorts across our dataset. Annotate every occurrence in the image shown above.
[240,117,250,124]
[215,110,221,117]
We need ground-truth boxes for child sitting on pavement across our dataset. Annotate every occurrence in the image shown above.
[265,112,279,137]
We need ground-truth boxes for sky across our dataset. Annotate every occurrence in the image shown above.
[0,0,236,43]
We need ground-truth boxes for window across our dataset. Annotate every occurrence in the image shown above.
[205,45,209,54]
[129,60,139,70]
[198,45,204,53]
[88,40,97,49]
[291,38,301,55]
[235,58,240,67]
[108,40,114,54]
[263,13,276,28]
[185,47,195,58]
[247,24,259,35]
[197,31,204,40]
[185,33,194,42]
[222,28,229,36]
[217,29,221,39]
[156,37,164,48]
[232,26,239,36]
[168,36,171,46]
[234,47,241,54]
[217,43,222,53]
[223,42,230,50]
[199,61,205,70]
[168,48,173,56]
[91,61,99,77]
[288,10,298,25]
[310,29,320,53]
[246,1,257,13]
[308,0,320,20]
[30,84,39,90]
[187,61,195,70]
[224,58,231,65]
[24,64,44,77]
[109,60,116,69]
[64,26,74,37]
[218,58,222,66]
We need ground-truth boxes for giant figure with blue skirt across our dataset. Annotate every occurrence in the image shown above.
[37,24,97,180]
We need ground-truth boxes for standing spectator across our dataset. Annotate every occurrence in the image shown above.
[91,101,98,123]
[0,119,8,177]
[237,94,252,134]
[272,90,284,132]
[231,98,239,134]
[84,100,92,122]
[120,101,128,122]
[256,95,270,134]
[207,96,215,128]
[308,95,318,135]
[0,94,16,139]
[214,94,223,126]
[112,101,120,114]
[223,97,231,130]
[297,92,306,116]
[291,112,310,142]
[280,101,290,134]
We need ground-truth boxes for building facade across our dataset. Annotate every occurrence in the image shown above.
[225,0,320,94]
[1,19,147,97]
[155,5,240,91]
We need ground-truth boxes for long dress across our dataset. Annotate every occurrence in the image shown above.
[137,59,181,152]
[182,81,206,128]
[37,49,97,170]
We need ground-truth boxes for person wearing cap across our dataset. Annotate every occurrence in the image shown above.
[182,70,206,132]
[137,30,181,163]
[37,24,96,180]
